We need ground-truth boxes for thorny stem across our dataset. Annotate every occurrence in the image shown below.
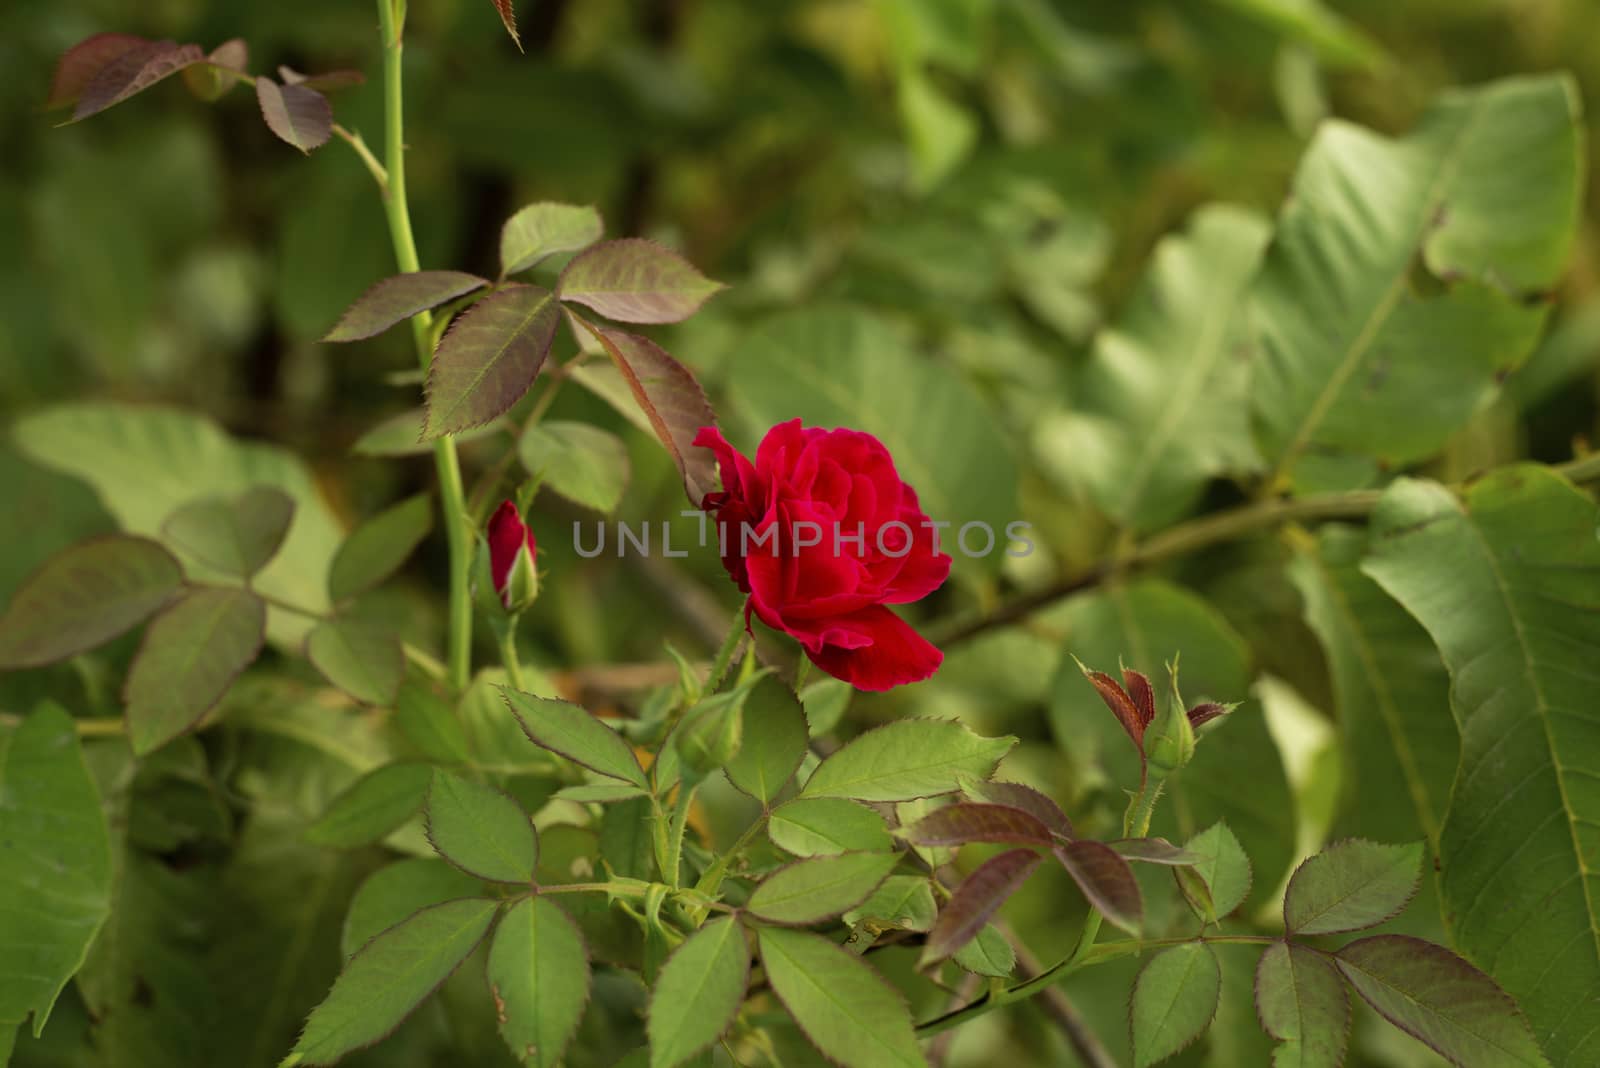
[375,0,473,692]
[498,619,528,692]
[704,598,750,692]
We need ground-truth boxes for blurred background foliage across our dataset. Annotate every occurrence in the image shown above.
[3,1,1598,1066]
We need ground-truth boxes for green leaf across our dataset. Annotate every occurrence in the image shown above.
[727,307,1016,569]
[292,898,498,1064]
[952,924,1014,978]
[323,271,488,342]
[1052,839,1142,935]
[395,680,472,764]
[486,896,590,1068]
[1334,935,1549,1068]
[1254,942,1349,1068]
[254,77,332,154]
[0,535,181,668]
[304,762,432,848]
[725,674,809,806]
[0,705,112,1037]
[574,316,720,503]
[341,858,482,958]
[1283,839,1422,936]
[746,852,900,926]
[845,875,937,933]
[161,487,295,579]
[502,688,648,789]
[558,239,723,324]
[1251,75,1581,492]
[423,285,561,438]
[425,770,537,884]
[350,409,502,457]
[1288,524,1457,846]
[1361,467,1600,1062]
[305,619,405,707]
[769,798,893,857]
[756,927,927,1068]
[12,405,344,645]
[899,803,1054,848]
[518,421,630,514]
[647,916,748,1068]
[1129,943,1222,1068]
[124,587,267,755]
[1069,204,1270,531]
[327,494,433,603]
[500,202,603,276]
[800,719,1016,802]
[1047,579,1294,909]
[924,849,1040,963]
[1178,821,1252,923]
[1209,0,1386,68]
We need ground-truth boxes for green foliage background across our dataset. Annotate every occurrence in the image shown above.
[2,1,1599,1067]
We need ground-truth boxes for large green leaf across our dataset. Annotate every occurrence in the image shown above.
[724,674,809,806]
[1128,943,1221,1067]
[1250,75,1581,492]
[290,898,499,1064]
[1253,942,1349,1068]
[340,859,482,959]
[0,705,112,1037]
[11,405,344,645]
[425,770,537,884]
[726,306,1017,568]
[747,853,900,926]
[768,798,893,857]
[0,535,181,669]
[161,487,295,579]
[647,916,748,1068]
[1283,839,1423,936]
[486,896,590,1068]
[500,202,603,277]
[1361,467,1600,1064]
[518,421,630,514]
[502,688,648,789]
[800,719,1015,802]
[558,238,723,324]
[1067,205,1269,531]
[756,927,927,1068]
[123,587,267,755]
[1288,524,1458,846]
[1047,579,1295,909]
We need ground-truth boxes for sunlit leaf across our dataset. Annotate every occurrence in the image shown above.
[559,239,723,324]
[323,272,488,343]
[500,202,603,276]
[1177,821,1252,924]
[800,719,1015,803]
[768,798,893,857]
[845,875,937,933]
[424,285,560,438]
[502,688,648,789]
[518,421,630,514]
[951,923,1014,978]
[486,896,590,1068]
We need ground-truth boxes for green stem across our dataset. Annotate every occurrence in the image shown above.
[704,598,750,693]
[375,0,472,692]
[694,812,769,899]
[499,619,528,692]
[663,781,700,889]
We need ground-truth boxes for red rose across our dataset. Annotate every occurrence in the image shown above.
[487,500,538,612]
[693,419,952,691]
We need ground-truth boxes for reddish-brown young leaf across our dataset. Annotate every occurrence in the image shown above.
[255,76,332,153]
[182,38,249,102]
[1053,839,1142,934]
[961,779,1072,837]
[48,33,151,109]
[278,65,367,92]
[490,0,523,51]
[1186,701,1230,728]
[70,39,205,121]
[1074,656,1146,750]
[573,314,719,503]
[559,238,724,324]
[323,271,489,343]
[900,803,1054,848]
[923,850,1039,963]
[1111,837,1202,865]
[1123,667,1157,728]
[425,285,560,438]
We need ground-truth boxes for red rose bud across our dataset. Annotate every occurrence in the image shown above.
[488,500,538,613]
[693,419,952,692]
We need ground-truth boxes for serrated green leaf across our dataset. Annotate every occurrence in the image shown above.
[395,680,471,764]
[558,239,723,324]
[952,923,1014,978]
[125,587,266,755]
[304,762,431,848]
[1179,822,1252,923]
[0,705,112,1037]
[161,486,295,578]
[0,535,181,668]
[800,719,1015,802]
[747,852,900,926]
[291,898,498,1064]
[725,674,809,806]
[1335,935,1549,1068]
[1361,467,1600,1062]
[647,916,748,1068]
[305,619,404,707]
[757,927,927,1068]
[1252,76,1581,492]
[487,896,590,1068]
[322,271,487,343]
[424,285,560,438]
[425,770,537,884]
[500,202,602,276]
[1284,839,1422,935]
[350,409,501,457]
[1130,943,1221,1067]
[340,859,482,959]
[768,798,892,857]
[1254,942,1348,1068]
[518,421,630,514]
[502,688,648,789]
[845,875,937,933]
[327,494,433,603]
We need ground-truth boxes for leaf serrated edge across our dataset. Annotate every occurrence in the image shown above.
[500,687,648,788]
[1282,837,1423,936]
[757,928,925,1068]
[1128,943,1222,1068]
[746,852,900,927]
[1251,942,1352,1063]
[486,896,594,1068]
[423,285,559,438]
[798,716,1018,802]
[645,916,751,1068]
[423,772,538,885]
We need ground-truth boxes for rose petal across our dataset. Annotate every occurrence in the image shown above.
[802,604,943,692]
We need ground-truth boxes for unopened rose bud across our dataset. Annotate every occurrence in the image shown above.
[1146,662,1196,778]
[488,500,538,613]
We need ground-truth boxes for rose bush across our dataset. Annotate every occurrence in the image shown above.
[694,419,951,690]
